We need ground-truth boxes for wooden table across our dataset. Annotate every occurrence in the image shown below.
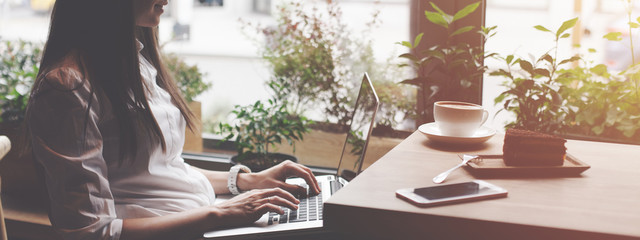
[324,131,640,240]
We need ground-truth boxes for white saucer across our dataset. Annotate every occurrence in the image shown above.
[418,122,496,144]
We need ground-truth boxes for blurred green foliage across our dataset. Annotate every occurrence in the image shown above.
[242,0,415,129]
[162,53,210,102]
[0,40,42,124]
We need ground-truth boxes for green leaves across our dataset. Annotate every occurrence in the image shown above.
[451,26,475,37]
[506,55,515,64]
[248,1,373,125]
[540,54,553,64]
[491,18,582,134]
[397,1,489,123]
[480,26,498,39]
[534,25,551,33]
[518,60,534,75]
[397,41,413,49]
[396,33,423,49]
[163,53,210,102]
[400,77,424,87]
[453,2,480,22]
[558,55,580,66]
[413,33,424,48]
[425,10,449,28]
[398,53,419,62]
[216,91,312,163]
[556,17,578,38]
[603,32,623,41]
[493,14,640,142]
[589,64,609,76]
[534,17,578,41]
[425,1,480,31]
[0,40,42,123]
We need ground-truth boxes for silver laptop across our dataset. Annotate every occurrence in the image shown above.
[204,73,380,239]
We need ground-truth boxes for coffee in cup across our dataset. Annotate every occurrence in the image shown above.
[433,101,489,137]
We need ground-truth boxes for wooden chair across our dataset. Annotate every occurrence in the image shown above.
[0,135,60,240]
[0,177,7,240]
[0,135,12,240]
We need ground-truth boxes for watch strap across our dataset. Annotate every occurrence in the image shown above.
[228,164,251,195]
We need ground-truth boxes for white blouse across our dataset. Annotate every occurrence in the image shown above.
[28,41,216,240]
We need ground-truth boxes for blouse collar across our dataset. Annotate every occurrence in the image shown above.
[136,39,144,53]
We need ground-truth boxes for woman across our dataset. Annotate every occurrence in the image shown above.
[25,0,320,239]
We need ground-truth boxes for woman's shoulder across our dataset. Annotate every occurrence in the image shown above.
[29,52,105,117]
[37,51,89,92]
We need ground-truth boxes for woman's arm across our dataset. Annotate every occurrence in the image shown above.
[121,207,214,240]
[191,168,234,195]
[28,67,123,239]
[121,188,299,240]
[192,160,321,196]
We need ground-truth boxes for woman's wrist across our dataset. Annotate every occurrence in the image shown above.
[206,205,222,222]
[199,206,225,232]
[236,172,256,192]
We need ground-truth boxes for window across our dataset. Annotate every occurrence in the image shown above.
[159,0,413,137]
[2,0,635,161]
[484,0,638,133]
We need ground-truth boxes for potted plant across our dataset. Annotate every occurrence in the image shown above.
[397,1,496,125]
[162,52,211,152]
[490,18,579,134]
[491,16,640,144]
[216,83,312,171]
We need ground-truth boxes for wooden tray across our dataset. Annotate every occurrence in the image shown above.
[464,153,590,178]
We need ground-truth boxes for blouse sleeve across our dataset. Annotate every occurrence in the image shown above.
[28,67,122,240]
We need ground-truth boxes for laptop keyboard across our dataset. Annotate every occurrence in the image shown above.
[268,182,324,225]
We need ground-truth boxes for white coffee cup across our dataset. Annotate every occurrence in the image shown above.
[433,101,489,137]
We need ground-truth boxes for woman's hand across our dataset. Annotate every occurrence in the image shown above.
[238,160,321,196]
[212,188,299,228]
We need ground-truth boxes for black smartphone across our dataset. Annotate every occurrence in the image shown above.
[395,180,508,207]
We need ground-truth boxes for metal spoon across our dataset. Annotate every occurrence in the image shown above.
[432,154,478,184]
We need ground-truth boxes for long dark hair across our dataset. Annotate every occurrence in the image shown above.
[26,0,196,164]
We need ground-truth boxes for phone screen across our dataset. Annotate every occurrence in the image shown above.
[414,182,480,200]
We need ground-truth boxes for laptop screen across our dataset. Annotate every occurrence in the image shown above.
[335,73,379,181]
